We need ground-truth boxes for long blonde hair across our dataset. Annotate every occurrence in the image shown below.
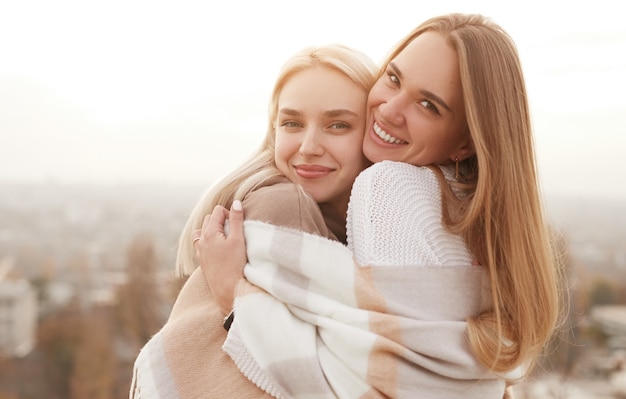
[383,14,563,376]
[176,45,377,276]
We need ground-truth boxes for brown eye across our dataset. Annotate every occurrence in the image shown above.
[419,99,440,115]
[387,71,399,86]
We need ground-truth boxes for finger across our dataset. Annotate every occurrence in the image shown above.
[204,205,229,237]
[227,200,245,240]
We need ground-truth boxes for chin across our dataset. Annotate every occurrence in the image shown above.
[363,142,383,164]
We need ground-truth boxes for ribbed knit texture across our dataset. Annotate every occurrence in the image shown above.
[347,160,473,267]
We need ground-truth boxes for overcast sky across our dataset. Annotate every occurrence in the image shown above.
[1,0,625,201]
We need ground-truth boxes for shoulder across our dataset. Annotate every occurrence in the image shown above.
[244,181,316,220]
[351,161,445,217]
[359,160,437,178]
[356,161,440,189]
[243,181,335,240]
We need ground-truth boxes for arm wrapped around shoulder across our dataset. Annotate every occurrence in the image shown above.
[243,182,337,241]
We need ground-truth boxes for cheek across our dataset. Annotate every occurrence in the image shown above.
[273,137,291,169]
[362,134,384,164]
[342,137,368,176]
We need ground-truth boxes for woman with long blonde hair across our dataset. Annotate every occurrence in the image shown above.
[130,44,377,398]
[370,12,563,375]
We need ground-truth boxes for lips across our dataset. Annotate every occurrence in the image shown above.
[294,164,334,179]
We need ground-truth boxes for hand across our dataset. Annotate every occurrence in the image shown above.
[194,200,247,315]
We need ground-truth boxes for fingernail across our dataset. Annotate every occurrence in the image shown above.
[232,200,242,211]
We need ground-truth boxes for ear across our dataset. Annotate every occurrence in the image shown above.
[451,137,475,162]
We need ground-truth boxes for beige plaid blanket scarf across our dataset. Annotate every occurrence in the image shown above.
[132,221,507,398]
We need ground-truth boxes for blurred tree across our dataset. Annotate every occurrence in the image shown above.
[30,276,49,308]
[589,278,617,307]
[0,355,13,398]
[115,234,165,351]
[615,281,626,304]
[37,301,82,399]
[70,308,116,399]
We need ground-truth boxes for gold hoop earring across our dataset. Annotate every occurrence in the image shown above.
[455,157,460,181]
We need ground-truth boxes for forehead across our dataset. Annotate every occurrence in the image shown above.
[391,31,462,102]
[278,66,367,112]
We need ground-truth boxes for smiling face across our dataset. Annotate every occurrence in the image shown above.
[363,31,474,166]
[274,65,369,212]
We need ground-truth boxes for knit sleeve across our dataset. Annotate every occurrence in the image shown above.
[346,161,473,267]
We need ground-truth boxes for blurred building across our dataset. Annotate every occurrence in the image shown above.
[0,257,38,358]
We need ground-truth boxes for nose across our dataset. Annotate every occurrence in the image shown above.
[299,126,324,157]
[378,94,405,126]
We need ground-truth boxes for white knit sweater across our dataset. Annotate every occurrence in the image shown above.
[347,160,473,267]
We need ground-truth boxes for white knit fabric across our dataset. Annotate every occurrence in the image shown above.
[347,160,473,267]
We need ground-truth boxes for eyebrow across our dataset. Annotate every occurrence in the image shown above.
[388,62,453,113]
[278,108,361,118]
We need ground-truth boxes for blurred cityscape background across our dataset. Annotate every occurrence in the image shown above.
[0,181,625,398]
[1,1,625,398]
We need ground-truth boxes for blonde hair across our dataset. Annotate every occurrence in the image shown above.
[176,44,377,276]
[383,14,563,376]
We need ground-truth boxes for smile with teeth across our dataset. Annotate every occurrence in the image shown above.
[374,122,407,144]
